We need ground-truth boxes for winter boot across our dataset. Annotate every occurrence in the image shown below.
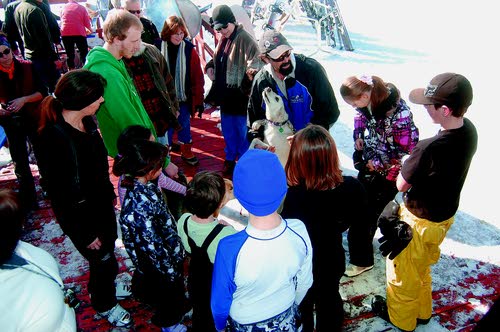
[180,142,199,166]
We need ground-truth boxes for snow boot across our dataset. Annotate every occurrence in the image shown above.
[180,143,199,166]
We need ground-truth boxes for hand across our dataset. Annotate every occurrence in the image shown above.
[366,160,375,172]
[355,138,364,150]
[377,201,413,259]
[7,97,26,113]
[206,67,215,81]
[87,237,102,250]
[164,161,179,179]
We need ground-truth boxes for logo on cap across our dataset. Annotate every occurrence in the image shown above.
[424,84,438,97]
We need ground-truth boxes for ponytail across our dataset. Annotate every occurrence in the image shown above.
[38,95,63,134]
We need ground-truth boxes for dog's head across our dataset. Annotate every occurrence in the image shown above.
[262,87,288,123]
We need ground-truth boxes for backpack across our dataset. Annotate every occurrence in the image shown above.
[183,218,224,331]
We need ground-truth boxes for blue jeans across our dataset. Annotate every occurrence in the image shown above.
[221,113,249,161]
[168,102,191,144]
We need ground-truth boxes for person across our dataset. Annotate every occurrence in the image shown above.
[280,124,371,332]
[2,0,25,58]
[177,171,238,332]
[211,149,313,331]
[83,9,179,179]
[248,29,340,135]
[371,73,478,332]
[339,74,419,277]
[112,136,188,332]
[36,69,132,328]
[160,15,204,166]
[125,0,161,49]
[14,0,61,92]
[60,0,92,70]
[0,189,77,331]
[209,4,260,175]
[123,41,180,148]
[0,32,47,211]
[114,125,186,206]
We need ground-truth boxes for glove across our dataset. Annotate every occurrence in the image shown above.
[352,150,367,171]
[195,105,204,118]
[377,201,413,259]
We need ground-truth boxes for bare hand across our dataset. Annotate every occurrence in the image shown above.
[164,161,179,179]
[7,97,26,113]
[355,138,364,150]
[87,237,102,250]
[366,160,375,172]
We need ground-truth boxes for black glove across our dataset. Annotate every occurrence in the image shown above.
[195,105,204,118]
[352,150,367,171]
[377,201,413,259]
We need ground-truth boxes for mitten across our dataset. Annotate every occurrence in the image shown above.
[378,222,413,259]
[377,200,413,259]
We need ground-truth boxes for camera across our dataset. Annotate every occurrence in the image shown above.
[64,288,82,309]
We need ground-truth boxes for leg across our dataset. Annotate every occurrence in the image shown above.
[220,113,237,162]
[0,116,36,209]
[74,36,89,68]
[62,36,76,70]
[233,114,250,159]
[177,103,198,165]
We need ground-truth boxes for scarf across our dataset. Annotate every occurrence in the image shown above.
[0,61,15,80]
[161,40,186,102]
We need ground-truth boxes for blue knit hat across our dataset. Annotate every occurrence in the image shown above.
[233,149,287,217]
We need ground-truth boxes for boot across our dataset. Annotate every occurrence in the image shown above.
[180,143,199,166]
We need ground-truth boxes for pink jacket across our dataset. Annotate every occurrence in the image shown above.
[60,0,91,37]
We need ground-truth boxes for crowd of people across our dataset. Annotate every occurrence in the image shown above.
[0,1,483,332]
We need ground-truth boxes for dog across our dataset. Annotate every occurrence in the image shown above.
[249,87,294,167]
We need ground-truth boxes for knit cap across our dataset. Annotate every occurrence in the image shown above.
[211,5,236,30]
[233,149,287,217]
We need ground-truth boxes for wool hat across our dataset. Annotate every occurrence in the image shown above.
[233,149,287,217]
[0,34,10,48]
[258,30,292,59]
[211,5,236,30]
[409,73,473,110]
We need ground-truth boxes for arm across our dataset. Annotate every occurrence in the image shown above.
[294,225,313,304]
[7,92,42,113]
[396,173,411,192]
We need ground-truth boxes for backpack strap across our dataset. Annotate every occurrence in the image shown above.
[183,216,225,251]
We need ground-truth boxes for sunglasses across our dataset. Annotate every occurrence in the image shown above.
[128,9,141,14]
[0,48,11,58]
[215,24,229,32]
[270,50,291,62]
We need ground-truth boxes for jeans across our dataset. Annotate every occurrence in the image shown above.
[221,113,249,161]
[168,103,191,144]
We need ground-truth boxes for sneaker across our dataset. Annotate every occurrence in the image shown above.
[161,323,187,332]
[344,264,373,277]
[116,282,132,300]
[97,303,133,327]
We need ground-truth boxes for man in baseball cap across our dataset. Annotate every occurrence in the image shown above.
[372,72,478,332]
[248,29,340,138]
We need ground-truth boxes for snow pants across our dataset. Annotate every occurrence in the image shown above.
[386,205,454,331]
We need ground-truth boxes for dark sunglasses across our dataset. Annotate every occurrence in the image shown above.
[128,9,141,14]
[215,24,228,32]
[0,48,11,58]
[270,50,291,62]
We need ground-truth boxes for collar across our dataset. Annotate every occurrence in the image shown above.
[267,119,289,127]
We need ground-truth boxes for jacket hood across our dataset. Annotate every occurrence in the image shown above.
[84,46,129,77]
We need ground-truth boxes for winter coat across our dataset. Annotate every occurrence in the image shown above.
[248,53,340,130]
[84,46,157,157]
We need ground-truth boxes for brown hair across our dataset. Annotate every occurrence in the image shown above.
[160,15,189,41]
[0,189,23,264]
[103,9,142,43]
[339,75,391,111]
[184,171,226,219]
[285,124,343,190]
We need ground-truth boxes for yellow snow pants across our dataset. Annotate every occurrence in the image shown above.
[386,205,454,331]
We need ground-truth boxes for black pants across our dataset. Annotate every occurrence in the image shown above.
[62,35,89,69]
[0,114,36,209]
[131,269,187,327]
[31,57,61,93]
[349,171,398,267]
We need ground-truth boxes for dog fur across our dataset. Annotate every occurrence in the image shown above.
[249,87,294,167]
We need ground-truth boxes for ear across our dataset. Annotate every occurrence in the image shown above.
[441,105,452,116]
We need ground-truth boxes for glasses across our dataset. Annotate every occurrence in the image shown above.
[128,9,141,14]
[0,48,11,58]
[270,50,291,62]
[173,31,185,37]
[215,24,228,32]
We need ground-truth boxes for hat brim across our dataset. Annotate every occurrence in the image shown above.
[213,22,229,30]
[409,88,433,105]
[267,45,293,59]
